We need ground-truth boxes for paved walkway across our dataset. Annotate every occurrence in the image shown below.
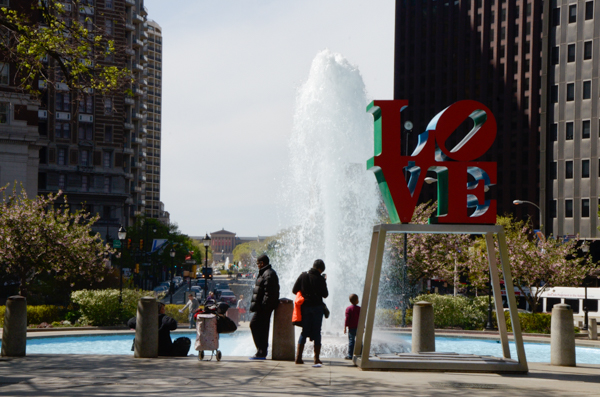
[1,354,599,396]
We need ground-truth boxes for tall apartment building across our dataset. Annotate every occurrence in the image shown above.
[145,20,164,220]
[27,0,153,241]
[542,1,598,238]
[394,0,545,231]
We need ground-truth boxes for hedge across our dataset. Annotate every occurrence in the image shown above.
[504,312,552,334]
[412,294,488,330]
[0,305,65,327]
[71,289,156,326]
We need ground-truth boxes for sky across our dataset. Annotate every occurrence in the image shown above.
[144,0,396,237]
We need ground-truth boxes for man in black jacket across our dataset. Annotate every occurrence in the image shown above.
[249,254,280,359]
[292,259,328,365]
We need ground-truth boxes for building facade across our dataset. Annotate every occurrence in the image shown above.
[542,0,599,238]
[0,0,166,241]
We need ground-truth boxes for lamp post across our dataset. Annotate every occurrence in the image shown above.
[512,200,544,236]
[485,269,495,330]
[118,226,127,304]
[169,248,175,304]
[582,243,590,330]
[203,233,211,302]
[400,120,412,328]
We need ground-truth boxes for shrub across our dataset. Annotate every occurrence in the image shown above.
[0,305,65,327]
[71,289,155,326]
[165,304,187,323]
[504,312,552,334]
[412,294,488,330]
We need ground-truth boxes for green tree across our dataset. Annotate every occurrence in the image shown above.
[466,215,595,312]
[0,184,115,297]
[0,1,132,97]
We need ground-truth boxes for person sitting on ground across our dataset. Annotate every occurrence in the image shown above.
[180,293,200,329]
[127,302,191,356]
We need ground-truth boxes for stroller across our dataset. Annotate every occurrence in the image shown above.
[193,302,237,361]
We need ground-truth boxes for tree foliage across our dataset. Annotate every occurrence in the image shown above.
[466,215,596,312]
[0,184,115,297]
[0,1,132,98]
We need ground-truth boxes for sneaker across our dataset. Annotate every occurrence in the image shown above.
[249,355,266,360]
[344,356,352,360]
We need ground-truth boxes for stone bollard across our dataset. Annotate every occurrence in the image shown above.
[412,301,435,353]
[1,296,27,357]
[551,304,576,366]
[272,298,294,361]
[589,318,598,340]
[134,296,158,358]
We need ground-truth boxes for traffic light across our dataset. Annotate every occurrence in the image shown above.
[127,239,132,249]
[135,264,139,273]
[140,239,144,250]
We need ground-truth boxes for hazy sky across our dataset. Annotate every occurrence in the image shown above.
[144,0,395,237]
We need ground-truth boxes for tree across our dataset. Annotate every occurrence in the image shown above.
[0,184,115,297]
[0,1,132,98]
[466,215,596,312]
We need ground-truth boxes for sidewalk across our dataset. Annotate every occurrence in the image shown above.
[1,354,599,396]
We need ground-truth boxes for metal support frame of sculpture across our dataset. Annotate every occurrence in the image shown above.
[353,223,528,373]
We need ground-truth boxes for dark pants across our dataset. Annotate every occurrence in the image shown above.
[347,328,357,358]
[250,309,273,357]
[298,305,324,346]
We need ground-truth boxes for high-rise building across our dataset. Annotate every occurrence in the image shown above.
[542,0,598,238]
[393,0,545,232]
[145,19,164,220]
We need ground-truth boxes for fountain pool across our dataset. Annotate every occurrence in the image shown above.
[6,332,600,364]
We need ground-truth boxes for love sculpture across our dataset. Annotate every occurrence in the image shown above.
[353,100,528,373]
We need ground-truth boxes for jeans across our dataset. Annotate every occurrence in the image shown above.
[298,305,324,346]
[347,328,357,358]
[188,314,195,329]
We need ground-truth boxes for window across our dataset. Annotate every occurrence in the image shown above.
[551,123,558,141]
[106,0,113,10]
[105,20,113,36]
[568,44,575,62]
[552,47,559,65]
[566,161,573,178]
[58,174,65,190]
[80,150,89,166]
[56,92,70,111]
[584,41,592,60]
[552,7,561,26]
[582,160,590,178]
[550,162,557,179]
[104,97,112,115]
[583,120,591,138]
[566,83,574,101]
[78,123,93,140]
[82,175,89,192]
[0,102,8,124]
[0,62,8,85]
[550,200,557,218]
[551,85,559,103]
[58,148,66,165]
[583,81,591,99]
[582,199,590,217]
[104,176,111,193]
[79,95,93,113]
[103,151,111,168]
[104,125,113,143]
[565,200,573,218]
[569,4,577,23]
[585,1,593,20]
[55,122,70,139]
[566,122,574,140]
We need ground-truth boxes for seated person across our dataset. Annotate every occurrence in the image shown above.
[128,302,191,357]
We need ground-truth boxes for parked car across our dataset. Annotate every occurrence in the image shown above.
[218,290,237,305]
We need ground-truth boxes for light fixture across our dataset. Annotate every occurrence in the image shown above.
[203,233,211,247]
[118,226,126,241]
[170,248,175,258]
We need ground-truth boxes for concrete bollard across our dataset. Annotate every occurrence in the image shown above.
[272,298,294,361]
[134,296,158,358]
[551,304,575,366]
[1,296,27,357]
[589,318,598,340]
[412,301,435,353]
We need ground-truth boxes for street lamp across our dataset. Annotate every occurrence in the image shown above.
[169,248,176,304]
[582,243,590,330]
[400,120,412,328]
[203,233,211,302]
[512,200,544,236]
[118,226,127,304]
